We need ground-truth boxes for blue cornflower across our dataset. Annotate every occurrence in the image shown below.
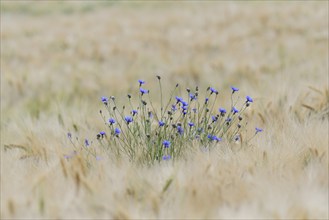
[99,131,106,138]
[175,96,183,103]
[163,140,171,148]
[177,126,184,135]
[213,136,222,142]
[246,96,253,103]
[109,118,116,125]
[231,86,239,93]
[232,107,239,114]
[138,80,145,86]
[84,139,90,147]
[212,115,218,122]
[219,108,227,116]
[132,109,138,116]
[189,93,197,101]
[188,122,195,127]
[208,134,221,142]
[124,116,133,124]
[162,155,171,161]
[159,121,165,127]
[205,98,209,104]
[182,110,188,115]
[210,87,218,95]
[219,108,227,114]
[115,128,121,135]
[140,88,149,95]
[182,105,188,111]
[181,101,188,107]
[255,127,263,134]
[172,105,177,112]
[101,96,109,104]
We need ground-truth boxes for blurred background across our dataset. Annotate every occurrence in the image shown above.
[1,0,328,131]
[1,2,328,219]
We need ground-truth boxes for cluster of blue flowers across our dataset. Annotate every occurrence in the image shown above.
[65,76,263,164]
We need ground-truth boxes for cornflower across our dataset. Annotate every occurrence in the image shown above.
[255,127,263,134]
[246,96,253,103]
[115,128,121,135]
[101,96,109,104]
[207,134,221,142]
[162,155,171,160]
[124,116,133,124]
[109,118,116,125]
[177,126,184,135]
[163,140,171,148]
[140,88,149,95]
[212,115,218,122]
[175,96,183,103]
[219,108,227,116]
[159,121,165,127]
[189,93,197,101]
[138,80,145,86]
[97,131,106,139]
[181,101,188,107]
[231,86,239,93]
[232,107,239,114]
[132,109,138,116]
[209,87,218,95]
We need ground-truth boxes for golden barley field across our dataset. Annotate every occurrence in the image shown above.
[1,1,328,219]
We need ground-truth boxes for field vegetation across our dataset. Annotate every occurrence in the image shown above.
[1,1,328,219]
